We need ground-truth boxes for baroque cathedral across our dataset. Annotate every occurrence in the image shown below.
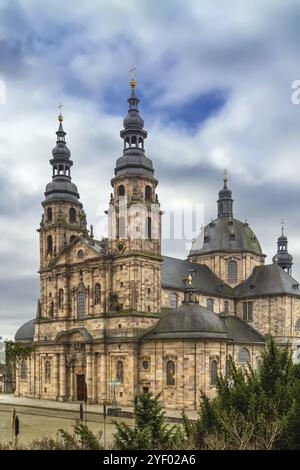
[15,78,300,410]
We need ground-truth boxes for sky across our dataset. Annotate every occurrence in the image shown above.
[1,0,300,339]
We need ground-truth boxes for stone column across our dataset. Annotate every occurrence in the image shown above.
[59,352,66,400]
[63,273,69,318]
[86,348,93,402]
[70,366,74,401]
[54,353,59,400]
[93,352,99,402]
[90,269,94,315]
[15,363,20,396]
[36,354,41,398]
[99,353,107,403]
[54,274,58,317]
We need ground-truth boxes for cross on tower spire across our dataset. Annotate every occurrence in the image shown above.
[129,64,136,89]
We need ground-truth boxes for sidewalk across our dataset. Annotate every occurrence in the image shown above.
[0,394,198,421]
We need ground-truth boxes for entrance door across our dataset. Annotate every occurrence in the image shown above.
[77,374,86,401]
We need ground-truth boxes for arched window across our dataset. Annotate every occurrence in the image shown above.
[47,207,52,222]
[59,164,64,175]
[118,216,126,238]
[58,289,64,309]
[210,360,218,386]
[69,208,76,223]
[295,319,300,331]
[170,293,178,309]
[48,301,54,317]
[228,260,237,283]
[207,298,214,311]
[45,360,51,381]
[145,185,152,201]
[238,347,250,364]
[131,136,137,147]
[47,235,53,254]
[94,283,101,305]
[70,235,76,243]
[77,291,86,319]
[116,360,124,384]
[139,137,143,149]
[118,185,125,197]
[166,360,176,386]
[125,137,130,149]
[146,216,152,239]
[20,360,27,380]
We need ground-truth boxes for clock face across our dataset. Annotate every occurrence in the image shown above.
[117,240,126,255]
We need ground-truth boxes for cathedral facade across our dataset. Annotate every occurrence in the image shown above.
[14,79,300,410]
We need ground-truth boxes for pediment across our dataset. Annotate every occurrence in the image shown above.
[49,237,106,268]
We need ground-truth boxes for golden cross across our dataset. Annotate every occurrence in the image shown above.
[129,64,136,80]
[223,168,228,185]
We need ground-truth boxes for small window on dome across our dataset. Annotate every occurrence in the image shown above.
[229,233,235,241]
[227,260,237,283]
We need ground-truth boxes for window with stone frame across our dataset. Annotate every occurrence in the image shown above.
[47,207,52,222]
[170,292,178,309]
[166,360,176,386]
[69,207,77,223]
[242,301,253,321]
[238,347,251,364]
[116,360,124,383]
[210,360,218,386]
[145,216,152,240]
[94,283,101,305]
[58,289,64,309]
[20,360,27,380]
[145,185,152,201]
[207,298,214,311]
[227,259,238,283]
[77,291,86,319]
[45,360,51,382]
[47,235,53,254]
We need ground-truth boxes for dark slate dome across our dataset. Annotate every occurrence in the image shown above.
[189,217,263,256]
[123,110,144,129]
[44,179,80,202]
[143,302,227,339]
[15,319,34,342]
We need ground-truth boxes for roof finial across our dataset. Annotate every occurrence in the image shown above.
[129,64,136,89]
[281,218,284,236]
[223,168,228,188]
[58,102,63,122]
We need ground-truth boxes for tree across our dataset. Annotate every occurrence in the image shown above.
[113,392,183,450]
[185,336,300,450]
[5,340,36,384]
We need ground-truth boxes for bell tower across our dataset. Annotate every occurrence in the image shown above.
[107,77,162,313]
[38,111,86,270]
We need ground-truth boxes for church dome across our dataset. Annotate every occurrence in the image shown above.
[189,174,263,258]
[44,179,80,202]
[144,302,227,339]
[15,319,34,342]
[123,110,144,129]
[190,217,263,256]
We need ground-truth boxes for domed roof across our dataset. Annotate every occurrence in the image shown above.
[143,302,227,339]
[44,179,80,202]
[15,319,34,342]
[190,217,263,256]
[52,142,71,159]
[123,110,144,129]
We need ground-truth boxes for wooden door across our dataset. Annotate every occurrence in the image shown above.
[77,374,86,401]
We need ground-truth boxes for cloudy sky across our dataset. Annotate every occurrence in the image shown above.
[1,0,300,339]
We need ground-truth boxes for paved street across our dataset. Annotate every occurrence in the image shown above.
[0,393,197,448]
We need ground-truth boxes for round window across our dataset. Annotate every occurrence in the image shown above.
[142,360,149,370]
[77,250,84,259]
